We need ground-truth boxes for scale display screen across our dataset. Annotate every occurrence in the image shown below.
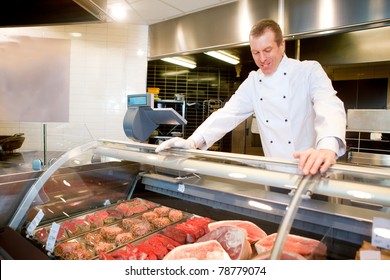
[127,94,153,108]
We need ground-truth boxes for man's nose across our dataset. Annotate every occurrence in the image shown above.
[258,53,266,63]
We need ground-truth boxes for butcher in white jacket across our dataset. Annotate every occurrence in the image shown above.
[156,19,346,176]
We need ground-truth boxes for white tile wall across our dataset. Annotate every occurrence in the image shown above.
[0,22,149,152]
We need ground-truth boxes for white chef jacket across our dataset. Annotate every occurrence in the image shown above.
[190,55,347,160]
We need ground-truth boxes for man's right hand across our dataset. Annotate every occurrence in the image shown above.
[155,137,196,153]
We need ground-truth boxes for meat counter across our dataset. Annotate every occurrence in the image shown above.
[0,139,389,260]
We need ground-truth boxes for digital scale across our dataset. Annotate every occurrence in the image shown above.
[123,93,187,142]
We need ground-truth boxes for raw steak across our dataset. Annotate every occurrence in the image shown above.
[197,225,252,260]
[254,233,327,259]
[207,220,267,243]
[163,240,231,260]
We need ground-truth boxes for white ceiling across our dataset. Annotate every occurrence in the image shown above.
[110,0,237,25]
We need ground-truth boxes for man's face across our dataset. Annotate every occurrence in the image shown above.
[250,29,285,76]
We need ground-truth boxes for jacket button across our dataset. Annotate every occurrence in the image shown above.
[266,120,269,123]
[260,98,263,101]
[259,79,262,82]
[288,141,291,144]
[283,95,286,99]
[284,72,287,75]
[270,140,273,143]
[285,119,288,122]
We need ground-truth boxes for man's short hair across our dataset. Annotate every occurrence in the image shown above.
[249,19,283,46]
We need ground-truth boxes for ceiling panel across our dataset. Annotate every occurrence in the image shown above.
[128,0,182,22]
[162,0,235,13]
[0,0,237,27]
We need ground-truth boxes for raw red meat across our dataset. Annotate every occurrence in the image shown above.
[93,210,109,220]
[186,216,212,233]
[71,218,90,232]
[85,214,104,228]
[136,242,160,260]
[146,237,169,259]
[115,203,134,217]
[163,240,231,260]
[197,225,252,260]
[105,209,124,223]
[163,225,186,244]
[176,223,204,243]
[152,233,181,249]
[56,226,68,241]
[254,233,327,259]
[61,221,80,237]
[34,227,49,243]
[128,205,148,213]
[207,220,267,243]
[100,248,137,260]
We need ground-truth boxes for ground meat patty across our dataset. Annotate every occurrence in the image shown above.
[153,206,170,217]
[84,232,105,246]
[94,242,115,254]
[142,211,159,223]
[168,209,183,222]
[68,248,93,260]
[54,241,82,259]
[100,226,124,242]
[151,217,171,228]
[115,232,134,246]
[122,218,152,236]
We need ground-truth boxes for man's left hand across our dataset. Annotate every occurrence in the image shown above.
[293,148,336,175]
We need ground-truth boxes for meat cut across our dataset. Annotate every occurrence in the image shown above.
[254,233,327,259]
[196,225,252,260]
[163,240,231,260]
[207,220,267,243]
[163,216,212,244]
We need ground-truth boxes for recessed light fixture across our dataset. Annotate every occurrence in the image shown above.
[109,3,128,21]
[204,50,240,65]
[161,57,197,69]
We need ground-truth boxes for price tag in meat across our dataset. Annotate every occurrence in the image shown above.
[372,217,390,250]
[46,222,60,253]
[26,209,44,236]
[178,183,185,193]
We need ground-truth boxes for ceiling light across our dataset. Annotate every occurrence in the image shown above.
[204,50,240,65]
[110,5,127,20]
[161,57,197,69]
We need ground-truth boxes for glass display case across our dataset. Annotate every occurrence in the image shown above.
[1,139,389,260]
